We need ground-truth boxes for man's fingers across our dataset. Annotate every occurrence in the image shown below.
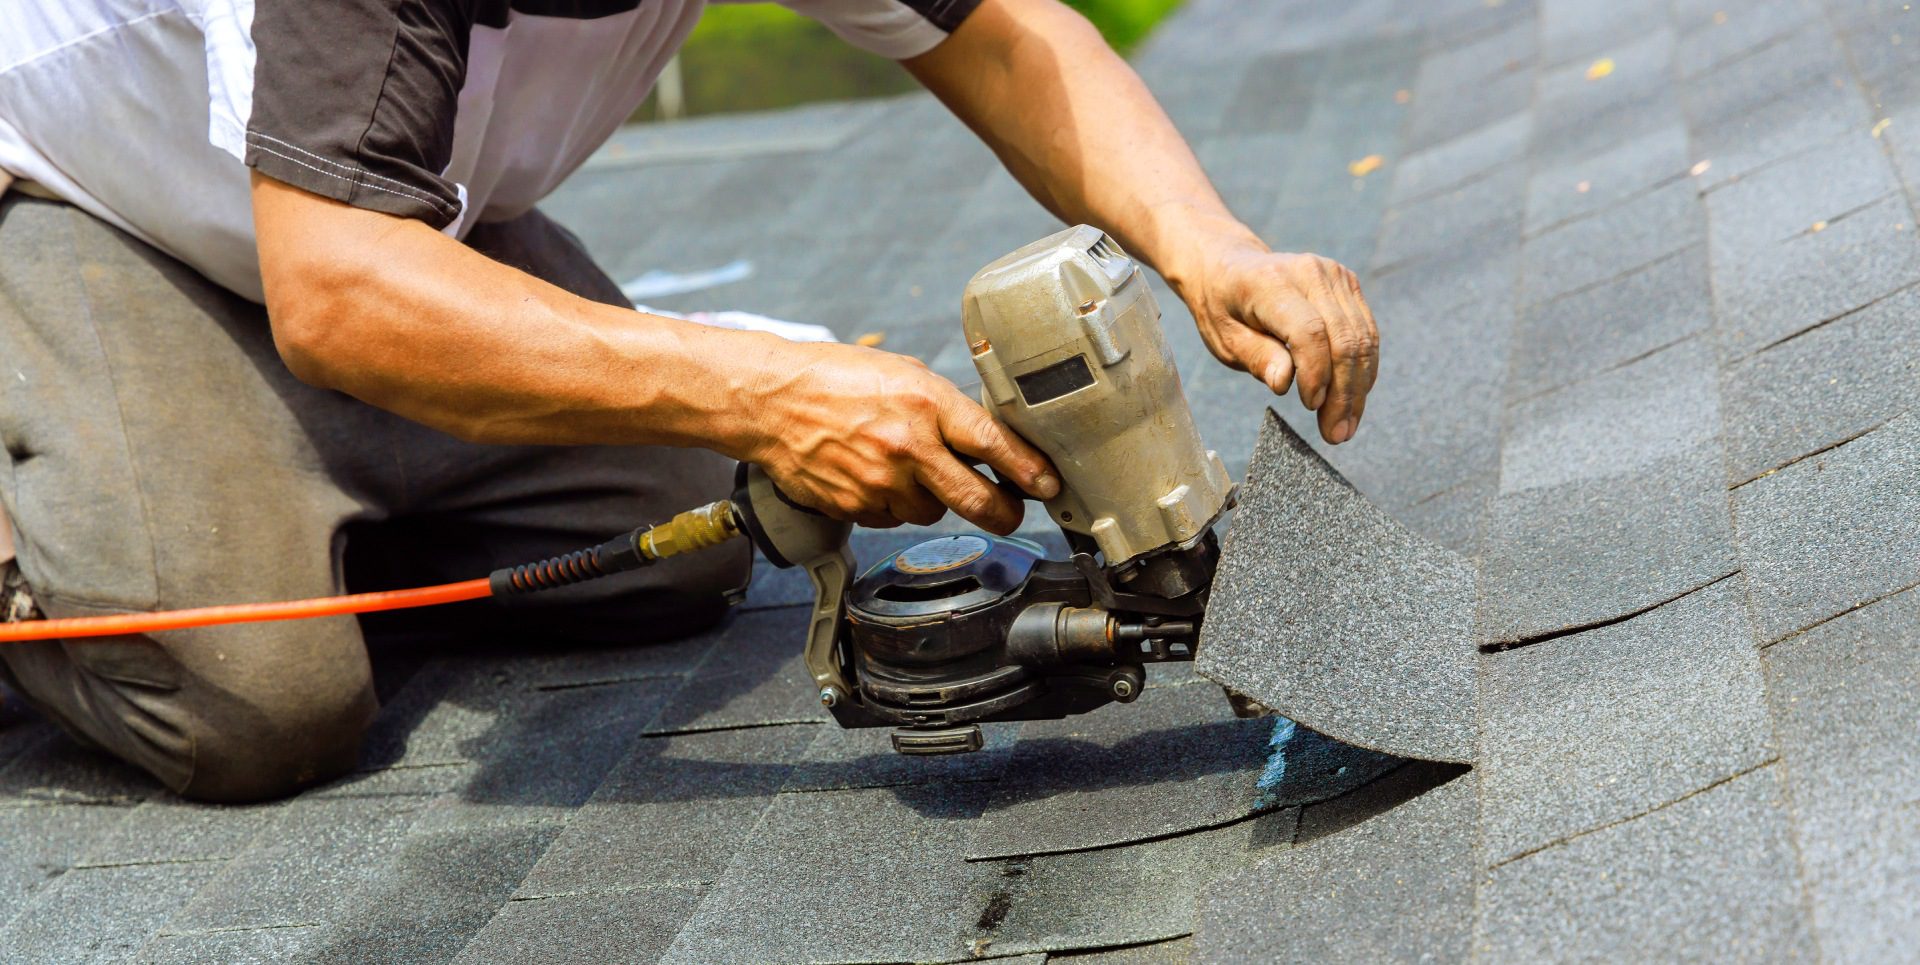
[917,451,1023,535]
[1258,293,1333,412]
[937,393,1061,501]
[780,475,903,529]
[1315,263,1380,444]
[1216,321,1295,394]
[1200,250,1381,445]
[887,487,948,528]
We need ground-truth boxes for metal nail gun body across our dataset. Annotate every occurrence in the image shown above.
[737,226,1236,755]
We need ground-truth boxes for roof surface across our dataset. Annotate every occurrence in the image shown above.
[4,0,1919,960]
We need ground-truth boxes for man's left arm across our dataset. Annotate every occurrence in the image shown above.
[904,0,1378,444]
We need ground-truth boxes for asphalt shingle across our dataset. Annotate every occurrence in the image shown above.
[1387,112,1530,206]
[1477,575,1774,863]
[1720,282,1920,483]
[1363,229,1520,326]
[658,783,992,965]
[1478,337,1735,644]
[517,631,720,692]
[1522,122,1690,235]
[0,735,152,808]
[1835,5,1920,86]
[1519,178,1705,306]
[1373,163,1525,271]
[1421,0,1538,49]
[405,676,682,832]
[1680,24,1850,125]
[515,723,814,897]
[1675,0,1821,77]
[1733,410,1920,643]
[1763,585,1920,959]
[1390,474,1493,557]
[1538,0,1668,66]
[166,766,457,934]
[1707,130,1900,250]
[1048,937,1192,963]
[1197,411,1478,763]
[311,822,561,963]
[1707,130,1920,357]
[0,862,222,965]
[969,809,1294,959]
[9,2,1918,959]
[137,925,325,964]
[1276,37,1415,210]
[1191,771,1477,965]
[1405,22,1537,151]
[967,683,1277,861]
[1474,766,1816,962]
[1220,50,1320,135]
[1531,28,1680,169]
[77,797,278,867]
[0,804,136,933]
[1196,133,1297,233]
[643,606,826,735]
[1688,80,1872,191]
[1254,719,1405,814]
[452,886,707,965]
[364,650,680,775]
[1506,244,1711,403]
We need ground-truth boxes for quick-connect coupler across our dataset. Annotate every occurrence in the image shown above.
[637,500,742,560]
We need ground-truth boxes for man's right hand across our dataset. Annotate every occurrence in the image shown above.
[738,341,1060,535]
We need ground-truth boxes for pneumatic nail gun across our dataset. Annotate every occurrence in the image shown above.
[731,225,1237,754]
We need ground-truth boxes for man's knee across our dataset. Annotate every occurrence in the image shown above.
[180,679,377,803]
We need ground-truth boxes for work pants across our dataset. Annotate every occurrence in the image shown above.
[0,195,749,802]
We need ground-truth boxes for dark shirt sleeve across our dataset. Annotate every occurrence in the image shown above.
[245,0,472,228]
[766,0,986,60]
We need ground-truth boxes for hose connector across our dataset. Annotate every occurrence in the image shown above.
[490,498,743,596]
[639,500,741,561]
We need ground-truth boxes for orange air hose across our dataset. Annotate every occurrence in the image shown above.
[0,579,494,643]
[0,496,745,645]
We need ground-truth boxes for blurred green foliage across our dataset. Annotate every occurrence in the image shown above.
[1061,0,1185,51]
[634,0,1182,121]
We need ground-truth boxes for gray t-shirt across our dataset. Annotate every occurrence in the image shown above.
[0,0,980,300]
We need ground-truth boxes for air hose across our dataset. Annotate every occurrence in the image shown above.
[0,499,743,644]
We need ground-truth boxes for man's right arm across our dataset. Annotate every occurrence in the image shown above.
[250,174,1057,533]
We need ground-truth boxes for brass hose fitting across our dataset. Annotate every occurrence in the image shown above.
[638,499,742,562]
[490,498,746,596]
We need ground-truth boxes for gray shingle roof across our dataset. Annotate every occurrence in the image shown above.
[3,0,1918,960]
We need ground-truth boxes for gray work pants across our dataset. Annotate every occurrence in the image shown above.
[0,195,750,802]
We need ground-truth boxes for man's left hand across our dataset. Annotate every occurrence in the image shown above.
[1183,244,1380,445]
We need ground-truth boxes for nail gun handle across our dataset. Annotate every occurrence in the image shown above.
[732,463,851,570]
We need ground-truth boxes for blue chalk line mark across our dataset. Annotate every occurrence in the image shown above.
[1252,716,1299,811]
